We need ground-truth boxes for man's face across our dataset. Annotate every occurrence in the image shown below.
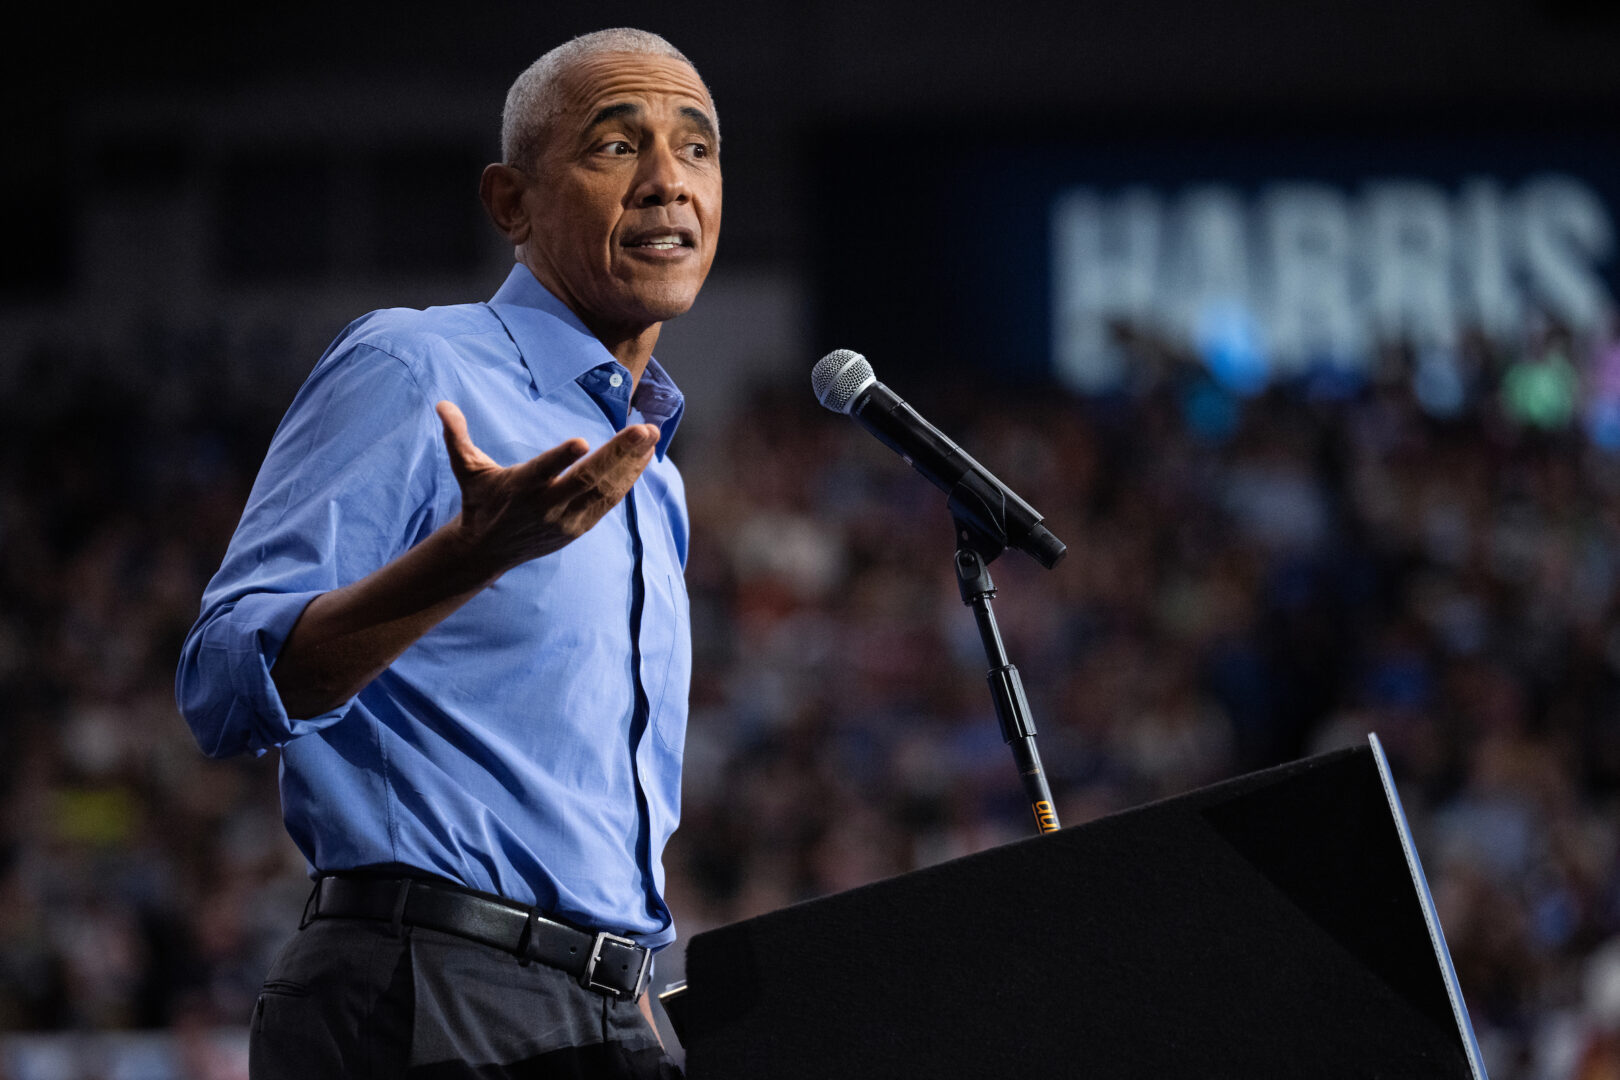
[518,52,722,338]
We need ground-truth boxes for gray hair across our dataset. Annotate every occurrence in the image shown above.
[501,28,711,170]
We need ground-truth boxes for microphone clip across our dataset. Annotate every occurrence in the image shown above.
[947,471,1011,566]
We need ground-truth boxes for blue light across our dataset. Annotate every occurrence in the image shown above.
[1586,398,1620,450]
[1194,299,1270,397]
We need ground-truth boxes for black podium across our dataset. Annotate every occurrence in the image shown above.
[671,735,1487,1079]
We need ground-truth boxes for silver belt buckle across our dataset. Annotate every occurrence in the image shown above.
[582,931,650,1000]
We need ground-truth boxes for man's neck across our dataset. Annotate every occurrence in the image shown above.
[517,260,661,393]
[588,323,661,394]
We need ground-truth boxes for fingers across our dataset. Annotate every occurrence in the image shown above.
[436,402,656,554]
[522,438,593,483]
[553,424,660,503]
[439,401,591,485]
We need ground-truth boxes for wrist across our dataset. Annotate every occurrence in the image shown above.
[434,514,511,592]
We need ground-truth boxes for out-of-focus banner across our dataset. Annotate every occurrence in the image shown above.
[1050,174,1613,391]
[812,126,1620,399]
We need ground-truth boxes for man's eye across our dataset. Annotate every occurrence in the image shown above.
[600,140,633,155]
[689,143,709,158]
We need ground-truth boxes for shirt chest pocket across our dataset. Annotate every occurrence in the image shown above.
[642,571,691,755]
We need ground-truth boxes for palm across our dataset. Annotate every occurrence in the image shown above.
[435,401,658,573]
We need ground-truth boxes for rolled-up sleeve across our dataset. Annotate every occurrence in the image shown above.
[176,336,444,757]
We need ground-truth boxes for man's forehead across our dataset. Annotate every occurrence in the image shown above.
[556,52,714,121]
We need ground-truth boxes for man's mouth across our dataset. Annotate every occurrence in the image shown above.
[623,229,695,251]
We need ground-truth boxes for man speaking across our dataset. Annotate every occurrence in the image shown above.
[176,28,717,1078]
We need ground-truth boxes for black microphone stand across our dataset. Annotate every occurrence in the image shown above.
[945,481,1061,836]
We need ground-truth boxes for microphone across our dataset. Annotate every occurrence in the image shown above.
[812,349,1066,569]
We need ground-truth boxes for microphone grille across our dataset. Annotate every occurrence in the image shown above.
[812,349,876,414]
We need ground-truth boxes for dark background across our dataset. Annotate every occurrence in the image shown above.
[9,1,1620,394]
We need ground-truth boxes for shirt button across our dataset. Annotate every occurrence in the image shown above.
[608,372,624,388]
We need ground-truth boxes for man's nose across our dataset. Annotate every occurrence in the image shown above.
[632,142,688,207]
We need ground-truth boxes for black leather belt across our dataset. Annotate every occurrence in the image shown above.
[304,874,652,1001]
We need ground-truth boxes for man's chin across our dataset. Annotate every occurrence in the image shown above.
[627,283,706,326]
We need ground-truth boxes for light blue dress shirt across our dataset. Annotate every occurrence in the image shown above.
[176,265,691,948]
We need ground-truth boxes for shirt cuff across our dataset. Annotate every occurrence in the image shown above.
[224,589,351,752]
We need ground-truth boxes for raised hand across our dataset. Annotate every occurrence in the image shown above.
[271,403,661,719]
[435,401,659,577]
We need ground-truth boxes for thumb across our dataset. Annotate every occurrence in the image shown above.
[436,401,495,482]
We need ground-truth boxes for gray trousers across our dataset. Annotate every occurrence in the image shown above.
[249,917,679,1079]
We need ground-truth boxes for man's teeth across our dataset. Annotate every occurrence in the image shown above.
[634,236,683,249]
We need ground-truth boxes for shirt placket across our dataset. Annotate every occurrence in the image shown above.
[579,365,667,927]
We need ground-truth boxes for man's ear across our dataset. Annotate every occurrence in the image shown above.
[480,163,532,245]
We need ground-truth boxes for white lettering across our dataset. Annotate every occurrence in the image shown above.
[1051,188,1161,390]
[1520,174,1615,334]
[1365,181,1455,351]
[1163,187,1251,342]
[1048,174,1617,392]
[1455,178,1521,341]
[1261,184,1362,373]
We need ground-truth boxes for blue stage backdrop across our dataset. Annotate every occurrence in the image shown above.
[810,122,1620,402]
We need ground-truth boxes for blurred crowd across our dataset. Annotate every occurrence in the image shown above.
[2,310,1620,1080]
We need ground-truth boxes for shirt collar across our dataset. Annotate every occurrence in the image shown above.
[486,264,685,456]
[636,357,686,455]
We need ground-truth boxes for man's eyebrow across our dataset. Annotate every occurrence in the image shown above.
[583,102,717,139]
[586,103,641,130]
[679,106,718,139]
